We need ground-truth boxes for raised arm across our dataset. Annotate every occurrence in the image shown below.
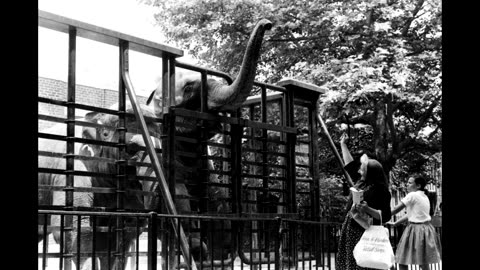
[340,133,354,165]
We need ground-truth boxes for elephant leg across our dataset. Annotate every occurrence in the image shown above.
[73,257,92,270]
[155,183,205,267]
[175,183,208,261]
[98,255,110,270]
[51,171,93,264]
[121,232,138,270]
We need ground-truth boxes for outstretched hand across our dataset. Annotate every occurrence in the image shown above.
[340,133,348,145]
[385,221,396,227]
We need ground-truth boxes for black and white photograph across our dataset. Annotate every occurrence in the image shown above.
[37,1,443,269]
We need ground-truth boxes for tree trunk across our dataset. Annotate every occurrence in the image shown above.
[373,101,390,177]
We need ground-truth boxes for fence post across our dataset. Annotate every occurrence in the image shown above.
[148,212,158,270]
[274,217,283,270]
[63,25,77,270]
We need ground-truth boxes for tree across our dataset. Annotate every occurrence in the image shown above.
[142,0,442,188]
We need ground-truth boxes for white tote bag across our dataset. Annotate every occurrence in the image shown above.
[353,211,394,269]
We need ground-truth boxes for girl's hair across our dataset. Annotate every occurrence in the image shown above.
[412,175,429,195]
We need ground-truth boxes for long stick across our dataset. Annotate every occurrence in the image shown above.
[316,112,355,187]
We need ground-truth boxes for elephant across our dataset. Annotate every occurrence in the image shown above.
[38,107,164,270]
[76,102,167,270]
[145,18,272,261]
[38,123,94,269]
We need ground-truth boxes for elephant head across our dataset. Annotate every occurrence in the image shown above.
[147,18,273,116]
[79,103,162,212]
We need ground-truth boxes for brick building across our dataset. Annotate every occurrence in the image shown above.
[38,77,149,130]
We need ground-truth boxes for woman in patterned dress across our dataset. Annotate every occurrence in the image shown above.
[336,134,392,270]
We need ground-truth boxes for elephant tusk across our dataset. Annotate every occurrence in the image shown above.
[81,144,95,157]
[150,136,158,149]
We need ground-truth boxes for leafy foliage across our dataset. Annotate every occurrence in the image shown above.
[141,0,442,215]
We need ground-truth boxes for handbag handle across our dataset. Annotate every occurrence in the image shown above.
[377,209,382,225]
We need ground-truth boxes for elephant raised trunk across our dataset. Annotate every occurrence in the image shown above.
[208,18,272,111]
[148,18,272,116]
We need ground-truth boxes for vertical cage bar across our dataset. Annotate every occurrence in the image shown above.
[164,108,177,269]
[169,57,176,107]
[59,214,65,270]
[177,217,181,267]
[231,122,243,215]
[201,71,208,113]
[162,217,166,270]
[65,26,76,209]
[92,215,97,270]
[200,219,204,270]
[188,218,193,267]
[313,224,318,270]
[285,90,296,213]
[309,104,321,221]
[135,216,140,270]
[266,220,271,269]
[76,215,81,268]
[42,214,48,270]
[300,223,304,269]
[249,220,253,268]
[64,25,77,270]
[118,39,129,269]
[261,137,268,264]
[221,220,225,270]
[284,86,297,267]
[162,56,169,112]
[107,217,113,270]
[200,71,209,213]
[210,219,215,269]
[260,86,268,217]
[118,40,128,209]
[326,224,332,270]
[148,212,158,270]
[320,224,325,267]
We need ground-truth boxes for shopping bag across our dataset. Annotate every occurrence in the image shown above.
[353,225,394,269]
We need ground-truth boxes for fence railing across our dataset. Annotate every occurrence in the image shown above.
[38,210,442,270]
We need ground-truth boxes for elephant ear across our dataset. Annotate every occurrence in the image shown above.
[83,111,100,142]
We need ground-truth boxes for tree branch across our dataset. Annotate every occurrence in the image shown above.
[386,93,398,155]
[405,42,441,57]
[427,125,441,140]
[284,13,299,21]
[397,138,440,160]
[402,0,426,37]
[414,98,440,135]
[344,113,375,126]
[268,35,329,42]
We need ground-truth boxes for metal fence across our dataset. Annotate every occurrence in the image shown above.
[38,210,442,270]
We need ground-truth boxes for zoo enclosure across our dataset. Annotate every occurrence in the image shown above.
[38,10,442,270]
